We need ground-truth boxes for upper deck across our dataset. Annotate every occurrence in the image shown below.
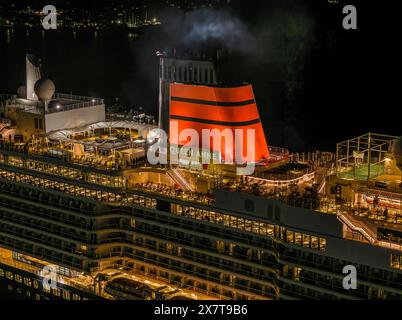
[0,135,401,258]
[0,104,401,263]
[2,93,104,115]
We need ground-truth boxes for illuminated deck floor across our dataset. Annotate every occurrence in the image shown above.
[338,163,384,181]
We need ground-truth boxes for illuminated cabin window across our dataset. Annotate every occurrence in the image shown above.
[52,288,61,297]
[6,155,127,189]
[295,233,302,246]
[78,244,88,254]
[57,266,71,277]
[377,288,386,299]
[293,267,302,282]
[0,268,4,277]
[285,230,326,251]
[166,243,174,254]
[5,271,13,280]
[216,240,225,252]
[303,234,311,248]
[15,274,22,283]
[286,230,294,244]
[63,290,71,300]
[24,277,32,287]
[245,220,252,232]
[311,236,319,250]
[238,218,245,230]
[72,294,81,300]
[170,203,326,251]
[280,226,286,239]
[33,280,39,289]
[391,254,402,270]
[319,238,327,251]
[0,167,155,209]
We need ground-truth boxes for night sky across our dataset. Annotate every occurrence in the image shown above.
[227,0,400,150]
[0,0,399,151]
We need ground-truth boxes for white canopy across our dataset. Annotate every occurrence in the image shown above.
[47,120,157,143]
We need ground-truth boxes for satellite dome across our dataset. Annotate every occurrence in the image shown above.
[34,78,55,101]
[17,86,27,98]
[392,137,402,169]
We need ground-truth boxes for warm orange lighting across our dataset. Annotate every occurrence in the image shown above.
[169,83,269,163]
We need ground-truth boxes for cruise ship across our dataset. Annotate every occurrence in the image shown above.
[0,53,402,301]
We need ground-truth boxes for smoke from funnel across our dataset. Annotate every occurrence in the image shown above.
[180,8,257,54]
[121,2,318,149]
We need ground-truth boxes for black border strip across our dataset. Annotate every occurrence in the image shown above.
[171,96,256,107]
[170,115,261,127]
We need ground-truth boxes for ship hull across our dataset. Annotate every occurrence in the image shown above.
[0,262,102,300]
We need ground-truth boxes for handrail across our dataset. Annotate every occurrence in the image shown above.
[337,211,402,252]
[340,212,402,251]
[337,212,377,244]
[0,93,104,115]
[167,168,193,191]
[248,171,315,185]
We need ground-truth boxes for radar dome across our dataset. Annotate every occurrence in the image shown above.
[17,86,27,98]
[34,78,55,101]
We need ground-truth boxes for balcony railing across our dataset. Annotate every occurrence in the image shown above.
[0,93,104,114]
[46,93,104,114]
